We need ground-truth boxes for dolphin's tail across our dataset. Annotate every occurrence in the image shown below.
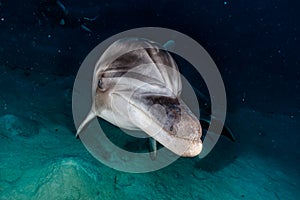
[200,118,235,142]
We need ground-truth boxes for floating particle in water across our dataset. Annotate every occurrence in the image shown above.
[224,1,228,5]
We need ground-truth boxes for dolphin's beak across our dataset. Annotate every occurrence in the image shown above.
[128,96,202,157]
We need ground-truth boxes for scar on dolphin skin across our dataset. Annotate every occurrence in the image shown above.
[145,96,181,133]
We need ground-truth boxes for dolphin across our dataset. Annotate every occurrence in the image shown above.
[76,38,204,157]
[76,38,234,157]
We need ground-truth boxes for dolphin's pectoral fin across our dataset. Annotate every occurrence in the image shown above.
[200,119,235,142]
[149,137,157,160]
[75,110,96,138]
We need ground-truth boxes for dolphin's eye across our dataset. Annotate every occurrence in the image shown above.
[98,79,102,89]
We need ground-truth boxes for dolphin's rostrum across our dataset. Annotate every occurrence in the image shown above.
[76,38,203,157]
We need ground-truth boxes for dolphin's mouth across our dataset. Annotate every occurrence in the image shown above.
[128,95,202,157]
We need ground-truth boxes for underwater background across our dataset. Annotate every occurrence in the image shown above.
[0,0,299,199]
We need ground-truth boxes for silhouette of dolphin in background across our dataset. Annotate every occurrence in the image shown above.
[36,0,97,32]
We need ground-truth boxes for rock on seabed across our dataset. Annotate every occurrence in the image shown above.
[33,157,102,200]
[0,114,39,138]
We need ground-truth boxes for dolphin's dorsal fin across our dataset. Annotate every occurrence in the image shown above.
[163,40,175,51]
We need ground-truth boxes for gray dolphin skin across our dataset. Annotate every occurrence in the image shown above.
[76,38,203,157]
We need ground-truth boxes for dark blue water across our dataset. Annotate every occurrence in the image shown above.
[1,0,299,114]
